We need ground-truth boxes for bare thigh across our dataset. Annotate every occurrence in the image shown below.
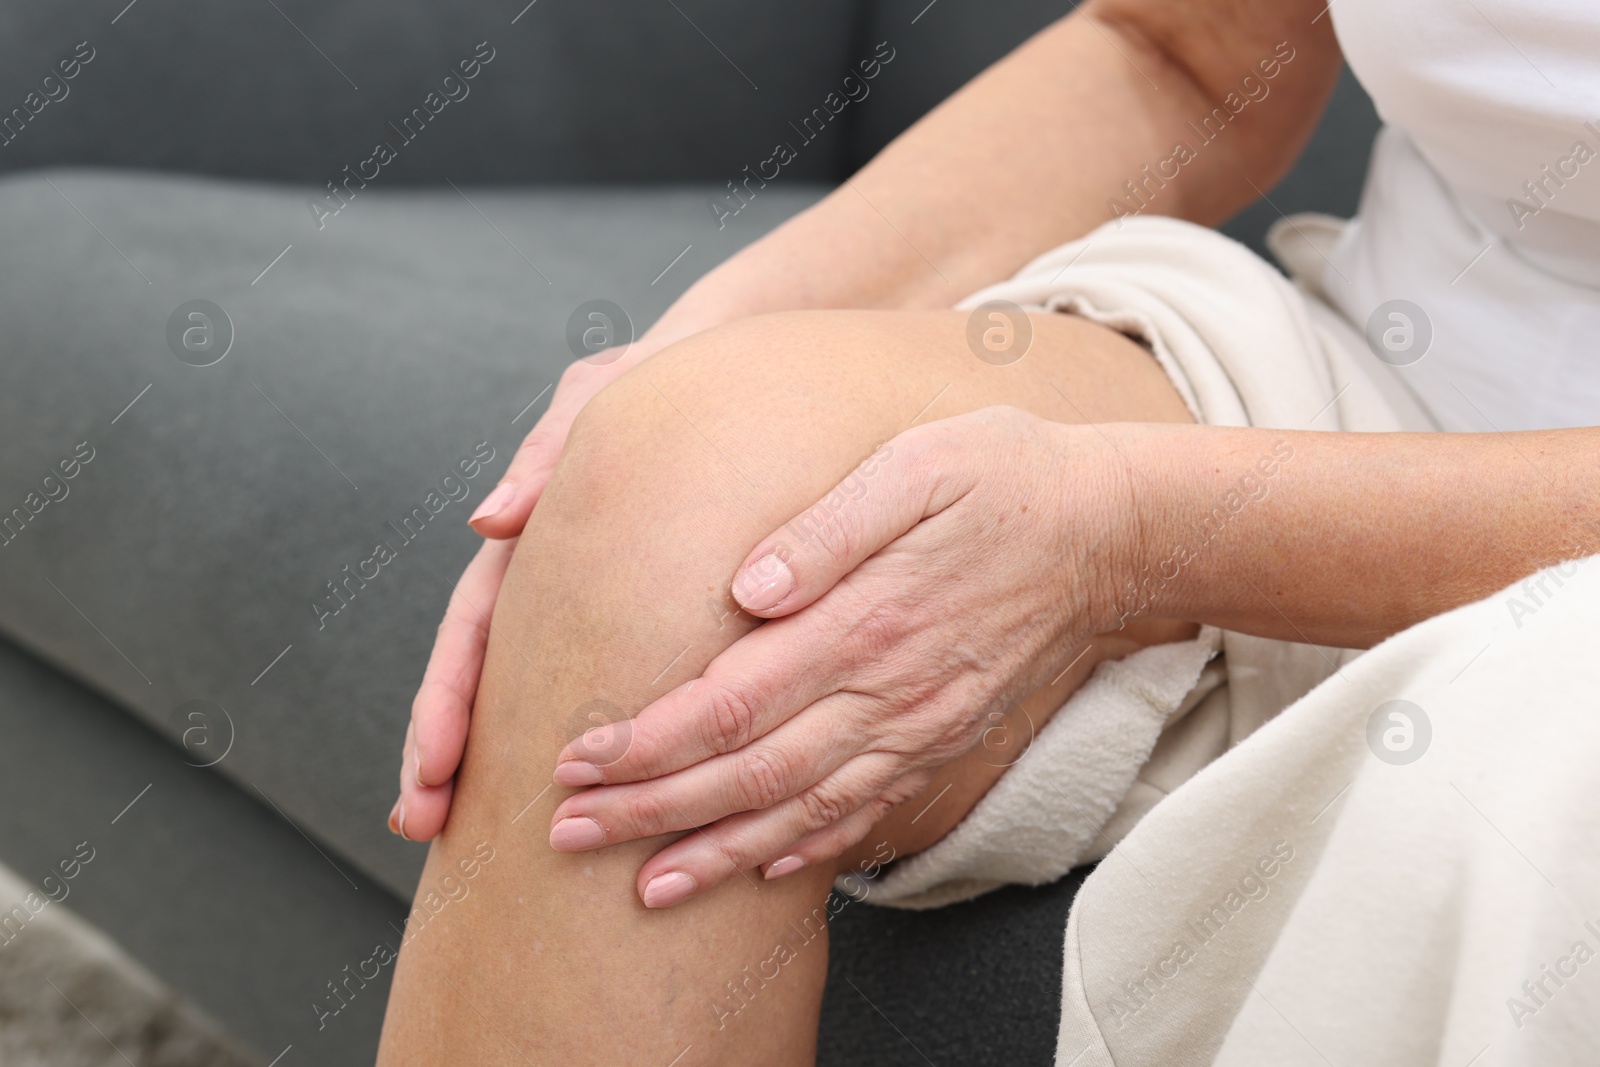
[376,309,1194,1066]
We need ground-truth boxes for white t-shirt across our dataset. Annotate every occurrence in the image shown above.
[1323,0,1600,431]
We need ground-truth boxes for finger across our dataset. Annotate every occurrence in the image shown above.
[549,692,870,848]
[469,344,659,539]
[394,723,457,841]
[466,403,582,538]
[389,724,413,836]
[630,755,919,907]
[760,771,930,881]
[729,431,946,617]
[411,538,516,791]
[397,775,456,843]
[552,611,844,787]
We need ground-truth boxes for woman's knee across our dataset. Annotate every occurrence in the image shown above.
[544,311,922,559]
[475,314,901,757]
[481,305,1196,847]
[572,307,1190,461]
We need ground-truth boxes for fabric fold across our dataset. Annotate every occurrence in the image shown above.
[848,213,1599,1065]
[864,214,1428,909]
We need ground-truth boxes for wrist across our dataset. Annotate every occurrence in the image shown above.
[1102,422,1301,630]
[1047,420,1173,635]
[1120,422,1305,630]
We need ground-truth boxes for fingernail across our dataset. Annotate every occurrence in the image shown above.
[549,816,606,851]
[553,760,605,787]
[733,553,792,611]
[764,855,805,880]
[469,482,516,525]
[576,721,630,764]
[413,742,426,787]
[396,799,411,842]
[387,797,402,835]
[642,871,697,908]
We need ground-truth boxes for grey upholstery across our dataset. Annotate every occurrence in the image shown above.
[0,169,823,899]
[0,1,1380,1063]
[0,636,407,1064]
[0,1,857,183]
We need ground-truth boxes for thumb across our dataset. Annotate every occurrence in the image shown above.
[731,439,933,617]
[466,416,573,539]
[469,339,666,538]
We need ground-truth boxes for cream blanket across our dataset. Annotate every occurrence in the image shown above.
[861,216,1600,1064]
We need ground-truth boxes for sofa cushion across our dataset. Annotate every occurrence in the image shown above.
[0,167,825,895]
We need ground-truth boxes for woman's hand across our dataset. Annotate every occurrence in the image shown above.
[391,328,684,841]
[386,0,1344,844]
[543,406,1138,906]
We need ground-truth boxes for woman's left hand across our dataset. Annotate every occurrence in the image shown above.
[544,405,1139,907]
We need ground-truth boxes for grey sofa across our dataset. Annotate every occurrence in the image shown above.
[0,2,1379,1063]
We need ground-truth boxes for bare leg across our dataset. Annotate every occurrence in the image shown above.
[376,310,1194,1065]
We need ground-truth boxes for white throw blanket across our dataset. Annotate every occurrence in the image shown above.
[859,215,1600,1064]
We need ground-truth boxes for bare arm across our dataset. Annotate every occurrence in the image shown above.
[656,0,1342,331]
[1121,424,1600,648]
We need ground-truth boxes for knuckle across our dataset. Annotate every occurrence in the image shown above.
[866,795,898,823]
[806,510,857,572]
[620,788,671,837]
[732,748,792,810]
[558,359,589,386]
[411,677,462,722]
[702,837,760,880]
[560,398,614,453]
[895,425,944,475]
[879,777,925,810]
[883,702,960,759]
[514,428,557,462]
[797,780,850,831]
[846,605,903,661]
[699,682,759,755]
[932,705,981,755]
[438,599,490,645]
[901,428,967,500]
[558,355,622,393]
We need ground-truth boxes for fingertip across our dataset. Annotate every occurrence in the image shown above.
[732,551,794,614]
[412,690,471,788]
[641,871,697,908]
[552,760,605,787]
[763,854,805,880]
[416,751,460,793]
[549,816,607,851]
[468,511,528,540]
[397,781,453,842]
[412,730,451,788]
[470,486,543,540]
[566,719,635,777]
[468,481,517,529]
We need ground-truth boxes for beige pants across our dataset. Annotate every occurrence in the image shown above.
[864,216,1600,1065]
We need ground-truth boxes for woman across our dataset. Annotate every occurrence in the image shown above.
[378,0,1600,1062]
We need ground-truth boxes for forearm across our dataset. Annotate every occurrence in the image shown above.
[1117,423,1600,648]
[654,0,1340,337]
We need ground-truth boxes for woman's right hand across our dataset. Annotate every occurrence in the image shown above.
[390,330,681,841]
